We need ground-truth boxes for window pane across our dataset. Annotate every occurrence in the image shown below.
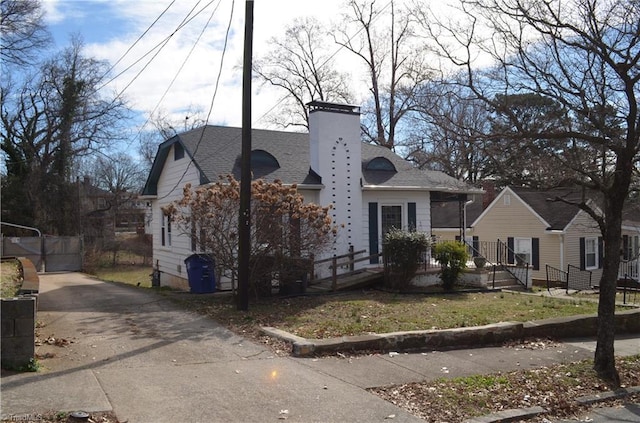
[514,238,532,264]
[585,238,596,268]
[381,205,402,235]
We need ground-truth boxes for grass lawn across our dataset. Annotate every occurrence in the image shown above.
[92,265,628,340]
[175,289,610,340]
[0,259,22,298]
[91,265,153,288]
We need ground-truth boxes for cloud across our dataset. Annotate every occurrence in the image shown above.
[77,1,346,130]
[46,1,370,132]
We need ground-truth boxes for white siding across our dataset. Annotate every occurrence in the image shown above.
[361,190,431,263]
[309,108,362,258]
[151,145,201,289]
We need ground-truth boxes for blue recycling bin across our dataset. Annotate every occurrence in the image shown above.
[184,254,216,293]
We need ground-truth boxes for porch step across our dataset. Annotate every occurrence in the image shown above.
[488,269,526,290]
[497,284,529,292]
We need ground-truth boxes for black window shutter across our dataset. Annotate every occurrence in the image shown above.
[161,215,166,247]
[532,238,539,270]
[507,237,514,264]
[473,236,479,257]
[623,235,629,260]
[408,202,417,231]
[579,237,585,270]
[598,237,603,269]
[369,203,379,264]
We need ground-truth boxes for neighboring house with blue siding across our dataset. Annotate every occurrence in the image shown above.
[141,101,480,290]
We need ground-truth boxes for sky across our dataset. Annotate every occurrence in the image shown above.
[41,0,363,135]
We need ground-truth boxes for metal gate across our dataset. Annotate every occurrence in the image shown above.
[1,236,83,272]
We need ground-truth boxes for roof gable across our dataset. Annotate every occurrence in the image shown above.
[512,187,588,230]
[472,186,590,231]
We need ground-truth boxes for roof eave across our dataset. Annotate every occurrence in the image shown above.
[362,185,481,193]
[297,184,324,190]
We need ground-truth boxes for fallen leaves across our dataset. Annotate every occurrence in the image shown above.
[370,356,640,423]
[36,335,73,347]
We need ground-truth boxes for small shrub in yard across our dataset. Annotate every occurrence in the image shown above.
[433,241,468,291]
[383,229,430,291]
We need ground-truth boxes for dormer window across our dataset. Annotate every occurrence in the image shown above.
[251,149,280,169]
[366,157,396,171]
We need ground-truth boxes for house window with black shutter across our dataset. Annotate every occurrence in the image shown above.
[580,237,599,270]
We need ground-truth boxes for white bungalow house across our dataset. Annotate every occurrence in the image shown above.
[141,101,481,290]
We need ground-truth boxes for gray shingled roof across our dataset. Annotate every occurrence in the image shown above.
[431,194,484,229]
[178,126,319,186]
[361,143,477,192]
[510,187,586,230]
[142,125,479,196]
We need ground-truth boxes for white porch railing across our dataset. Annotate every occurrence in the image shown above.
[619,256,640,281]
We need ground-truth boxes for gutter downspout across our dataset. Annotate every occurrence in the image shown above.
[559,233,564,271]
[463,199,474,245]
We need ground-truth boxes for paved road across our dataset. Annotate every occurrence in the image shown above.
[1,273,638,423]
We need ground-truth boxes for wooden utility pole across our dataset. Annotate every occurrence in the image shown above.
[237,0,254,311]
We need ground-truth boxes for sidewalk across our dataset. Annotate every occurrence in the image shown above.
[1,273,638,422]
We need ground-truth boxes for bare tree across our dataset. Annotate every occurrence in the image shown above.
[405,83,491,183]
[93,153,146,197]
[0,0,51,68]
[150,106,207,140]
[253,17,353,130]
[1,37,130,234]
[91,152,146,239]
[334,0,432,150]
[416,0,640,384]
[138,131,160,174]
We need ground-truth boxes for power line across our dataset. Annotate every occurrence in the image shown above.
[98,0,216,94]
[122,0,224,151]
[156,0,236,201]
[98,0,177,82]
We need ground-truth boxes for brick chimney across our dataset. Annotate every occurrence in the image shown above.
[482,181,496,209]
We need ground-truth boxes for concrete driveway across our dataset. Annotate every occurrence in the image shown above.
[1,273,422,422]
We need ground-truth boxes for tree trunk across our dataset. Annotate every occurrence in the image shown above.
[593,199,624,387]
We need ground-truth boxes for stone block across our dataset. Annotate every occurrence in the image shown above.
[14,317,35,336]
[1,297,36,318]
[1,296,36,369]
